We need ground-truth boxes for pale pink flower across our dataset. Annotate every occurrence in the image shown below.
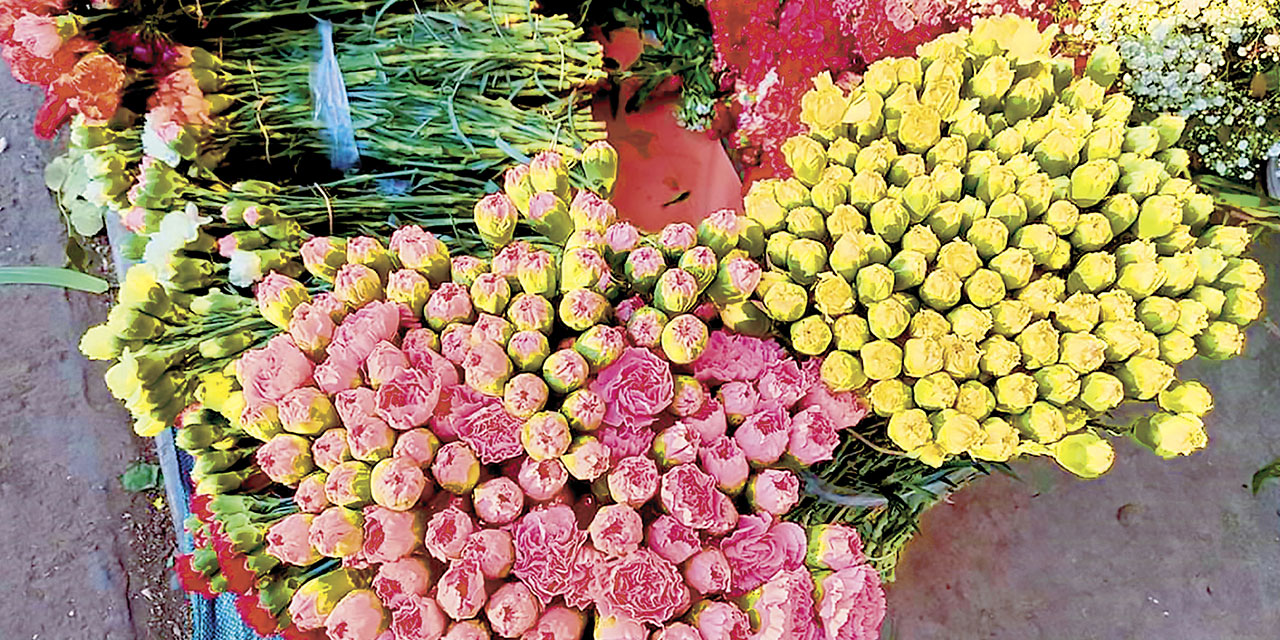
[720,514,806,596]
[816,565,886,640]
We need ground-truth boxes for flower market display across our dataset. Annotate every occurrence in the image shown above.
[0,0,1265,634]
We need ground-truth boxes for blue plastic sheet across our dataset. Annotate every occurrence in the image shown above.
[311,19,361,172]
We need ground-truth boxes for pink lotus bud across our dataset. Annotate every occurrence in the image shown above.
[492,241,532,283]
[607,455,659,508]
[266,513,321,566]
[504,372,550,418]
[348,416,396,462]
[289,302,336,358]
[689,600,749,640]
[309,506,364,558]
[440,323,474,365]
[462,528,516,579]
[698,436,749,494]
[289,568,361,631]
[604,222,640,262]
[651,622,700,640]
[373,556,434,606]
[256,272,310,329]
[312,428,352,471]
[646,514,700,565]
[658,223,697,258]
[386,269,433,317]
[746,468,801,516]
[365,341,410,389]
[370,456,427,510]
[333,263,384,309]
[557,288,610,332]
[486,581,542,638]
[376,368,443,430]
[432,441,481,494]
[391,595,448,640]
[734,406,791,466]
[522,411,572,461]
[473,313,515,346]
[451,255,490,287]
[474,477,526,525]
[311,292,348,323]
[300,236,347,282]
[626,306,667,348]
[239,403,283,441]
[256,433,315,485]
[508,293,556,335]
[296,472,331,513]
[669,376,706,418]
[683,548,730,595]
[437,560,488,621]
[705,490,740,537]
[325,589,389,640]
[806,524,867,571]
[393,428,441,468]
[787,406,840,466]
[475,192,519,248]
[519,248,560,297]
[444,619,490,640]
[574,325,625,370]
[464,339,514,397]
[569,189,617,232]
[561,436,611,481]
[522,606,585,640]
[529,151,569,199]
[325,460,373,507]
[652,423,700,468]
[504,164,536,214]
[279,387,339,435]
[314,357,363,395]
[334,388,375,428]
[716,381,759,425]
[390,226,451,284]
[542,349,590,394]
[595,614,647,640]
[362,505,425,563]
[589,504,644,557]
[517,457,569,501]
[347,236,394,278]
[472,273,514,317]
[426,283,476,331]
[561,389,606,432]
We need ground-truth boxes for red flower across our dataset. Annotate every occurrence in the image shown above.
[236,591,284,635]
[190,493,214,520]
[280,624,328,640]
[173,554,217,599]
[218,551,258,595]
[67,52,125,122]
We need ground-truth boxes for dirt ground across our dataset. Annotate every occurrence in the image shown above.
[0,76,188,638]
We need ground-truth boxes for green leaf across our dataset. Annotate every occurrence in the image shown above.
[120,461,161,493]
[44,154,71,192]
[1252,458,1280,494]
[0,266,109,293]
[67,198,106,236]
[62,160,89,202]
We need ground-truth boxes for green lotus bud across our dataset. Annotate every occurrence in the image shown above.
[1114,239,1156,270]
[965,150,1000,193]
[940,334,981,380]
[1218,258,1266,291]
[623,246,666,292]
[789,315,833,356]
[780,207,824,243]
[1116,261,1167,301]
[1059,332,1107,374]
[934,240,978,278]
[1098,290,1137,322]
[766,232,797,272]
[903,336,945,377]
[651,268,698,315]
[926,202,964,241]
[1012,224,1057,266]
[888,154,926,188]
[1122,162,1170,202]
[1014,401,1068,444]
[1220,288,1263,326]
[960,268,1004,308]
[1084,43,1121,88]
[967,415,1018,462]
[1114,356,1175,401]
[1016,319,1060,370]
[1017,275,1066,319]
[1197,321,1244,359]
[1054,292,1101,333]
[1135,412,1207,459]
[1132,194,1179,240]
[1189,285,1226,319]
[1067,160,1120,208]
[1032,130,1080,178]
[661,314,710,364]
[825,205,865,241]
[1005,153,1041,181]
[869,379,915,418]
[1066,252,1117,294]
[1157,147,1192,178]
[560,247,608,294]
[966,218,1009,259]
[1178,192,1214,229]
[933,163,965,203]
[1004,77,1047,124]
[1050,175,1071,201]
[812,350,864,393]
[994,372,1038,414]
[888,408,931,450]
[1155,226,1196,257]
[1073,372,1121,414]
[773,178,811,209]
[919,77,961,121]
[720,300,772,337]
[1052,432,1115,478]
[1042,238,1070,274]
[898,104,943,153]
[990,299,1033,337]
[1061,76,1105,113]
[927,137,968,171]
[909,309,952,338]
[782,135,829,186]
[762,281,808,322]
[1122,125,1161,158]
[1034,363,1081,406]
[989,247,1034,291]
[827,234,866,281]
[810,180,848,215]
[969,55,1014,109]
[882,252,924,292]
[678,247,719,292]
[977,166,1018,204]
[1097,92,1135,125]
[901,224,942,262]
[854,138,896,175]
[1018,173,1054,220]
[868,297,912,340]
[950,380,994,421]
[1159,330,1197,363]
[744,181,788,233]
[947,305,991,343]
[856,264,896,305]
[1084,126,1124,162]
[919,268,963,310]
[897,177,936,224]
[1135,329,1162,359]
[827,137,860,166]
[869,199,910,243]
[787,238,829,286]
[526,192,574,245]
[805,272,850,318]
[979,335,1022,377]
[1095,320,1145,361]
[1156,382,1213,420]
[1136,296,1180,334]
[883,82,919,122]
[951,109,992,149]
[860,339,903,381]
[912,372,957,411]
[987,193,1028,234]
[833,315,872,351]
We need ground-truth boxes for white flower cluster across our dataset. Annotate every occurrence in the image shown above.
[1076,0,1280,181]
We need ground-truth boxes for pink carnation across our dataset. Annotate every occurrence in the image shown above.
[594,549,691,626]
[816,565,886,640]
[683,548,731,595]
[746,568,821,640]
[512,505,589,605]
[720,513,806,596]
[788,406,840,465]
[686,331,786,384]
[749,468,801,516]
[461,528,515,580]
[599,424,657,463]
[391,595,448,640]
[589,504,645,557]
[589,348,674,430]
[682,399,728,443]
[335,388,377,428]
[376,368,442,430]
[456,402,525,464]
[518,457,570,502]
[717,381,760,421]
[646,514,701,565]
[365,341,409,388]
[659,464,720,531]
[424,507,475,561]
[757,358,809,409]
[236,334,314,408]
[800,358,869,429]
[436,561,488,621]
[734,404,792,466]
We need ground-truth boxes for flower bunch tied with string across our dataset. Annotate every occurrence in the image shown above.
[168,141,889,640]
